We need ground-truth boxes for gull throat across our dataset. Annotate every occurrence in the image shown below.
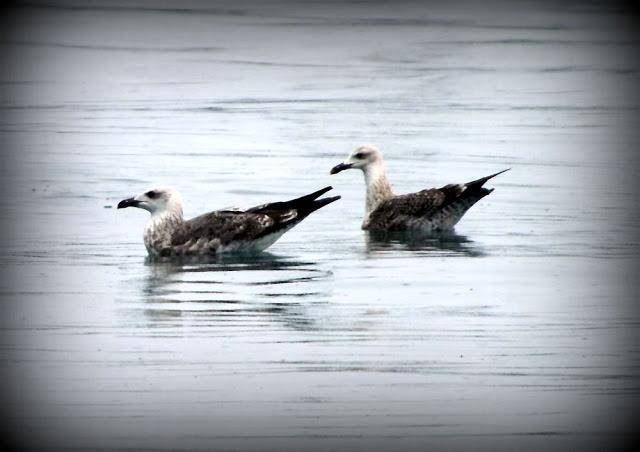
[144,208,184,255]
[363,161,393,226]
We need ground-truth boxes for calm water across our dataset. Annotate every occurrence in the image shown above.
[1,2,639,451]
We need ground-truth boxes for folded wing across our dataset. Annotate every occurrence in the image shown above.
[169,186,340,253]
[367,169,509,231]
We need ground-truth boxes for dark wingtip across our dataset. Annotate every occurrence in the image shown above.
[484,168,511,180]
[247,187,336,215]
[494,168,511,177]
[467,168,511,188]
[311,195,341,211]
[310,186,333,199]
[290,186,333,204]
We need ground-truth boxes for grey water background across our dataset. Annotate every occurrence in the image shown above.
[1,1,639,451]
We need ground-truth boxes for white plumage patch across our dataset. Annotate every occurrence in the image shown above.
[218,226,294,254]
[279,209,298,222]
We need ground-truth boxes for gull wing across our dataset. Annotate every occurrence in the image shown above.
[169,186,340,253]
[171,210,277,250]
[367,188,448,230]
[367,169,509,231]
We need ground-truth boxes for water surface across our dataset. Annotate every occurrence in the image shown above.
[1,2,639,451]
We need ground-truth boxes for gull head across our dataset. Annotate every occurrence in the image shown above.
[117,186,183,216]
[330,145,383,174]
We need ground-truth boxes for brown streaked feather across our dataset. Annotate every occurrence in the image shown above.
[170,211,274,249]
[367,189,446,230]
[366,169,509,231]
[170,187,340,250]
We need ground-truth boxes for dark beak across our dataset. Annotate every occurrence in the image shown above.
[330,162,353,175]
[117,197,140,209]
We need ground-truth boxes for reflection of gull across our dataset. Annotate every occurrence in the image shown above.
[118,186,340,258]
[139,254,333,331]
[365,230,485,257]
[331,145,508,232]
[144,252,317,274]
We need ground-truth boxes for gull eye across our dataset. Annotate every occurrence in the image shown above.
[146,190,160,199]
[354,152,366,159]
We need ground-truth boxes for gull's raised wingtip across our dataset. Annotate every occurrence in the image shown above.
[488,168,511,179]
[309,194,341,212]
[466,168,511,188]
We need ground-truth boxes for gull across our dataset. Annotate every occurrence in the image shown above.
[117,186,340,257]
[330,145,508,232]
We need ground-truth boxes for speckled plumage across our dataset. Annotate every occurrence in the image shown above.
[331,145,508,232]
[365,183,492,232]
[119,186,340,258]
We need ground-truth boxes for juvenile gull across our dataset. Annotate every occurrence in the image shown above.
[118,186,340,257]
[330,145,508,232]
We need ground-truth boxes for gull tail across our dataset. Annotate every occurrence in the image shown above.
[429,169,509,230]
[285,186,340,217]
[298,194,341,216]
[285,186,334,207]
[466,168,510,192]
[249,187,341,241]
[248,186,340,217]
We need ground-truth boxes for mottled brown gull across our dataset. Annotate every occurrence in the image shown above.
[330,145,508,232]
[118,186,340,257]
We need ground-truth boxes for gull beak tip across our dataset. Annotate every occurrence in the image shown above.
[117,197,137,209]
[330,163,352,175]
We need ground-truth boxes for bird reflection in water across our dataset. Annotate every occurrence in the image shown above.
[365,230,486,257]
[139,253,332,331]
